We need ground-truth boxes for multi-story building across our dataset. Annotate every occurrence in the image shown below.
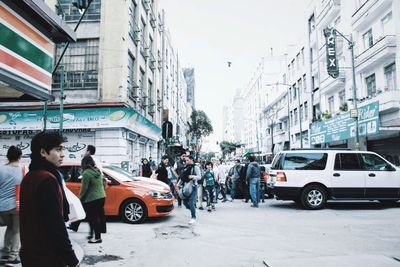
[231,0,399,165]
[0,0,192,170]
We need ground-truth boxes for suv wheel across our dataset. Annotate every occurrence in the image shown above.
[301,185,327,210]
[120,199,148,224]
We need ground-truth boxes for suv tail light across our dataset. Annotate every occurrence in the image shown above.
[276,172,287,182]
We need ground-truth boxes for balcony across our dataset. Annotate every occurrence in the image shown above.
[312,89,321,105]
[128,81,139,100]
[358,89,400,115]
[320,71,346,95]
[355,35,396,72]
[316,0,341,28]
[148,100,155,115]
[352,0,392,31]
[277,106,288,120]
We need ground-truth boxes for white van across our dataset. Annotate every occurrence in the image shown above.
[270,149,400,209]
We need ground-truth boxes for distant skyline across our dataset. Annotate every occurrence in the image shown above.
[159,0,311,151]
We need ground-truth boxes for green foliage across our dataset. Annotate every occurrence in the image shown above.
[206,152,216,161]
[187,110,213,141]
[219,141,237,156]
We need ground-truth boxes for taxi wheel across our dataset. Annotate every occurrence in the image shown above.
[120,199,148,224]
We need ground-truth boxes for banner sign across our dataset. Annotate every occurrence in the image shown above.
[310,101,379,145]
[323,27,339,79]
[0,107,162,141]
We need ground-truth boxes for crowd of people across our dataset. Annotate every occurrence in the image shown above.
[144,153,268,224]
[0,130,269,266]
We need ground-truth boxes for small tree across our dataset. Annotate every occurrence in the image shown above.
[219,141,237,158]
[187,110,213,159]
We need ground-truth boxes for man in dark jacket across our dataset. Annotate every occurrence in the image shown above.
[19,131,79,267]
[246,155,261,208]
[172,153,187,207]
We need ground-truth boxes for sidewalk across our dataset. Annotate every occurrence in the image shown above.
[0,226,84,266]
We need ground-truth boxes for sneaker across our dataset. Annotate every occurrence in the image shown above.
[212,205,216,210]
[250,204,259,208]
[222,199,227,203]
[88,238,102,244]
[199,206,204,210]
[207,208,212,212]
[188,218,196,224]
[6,258,21,264]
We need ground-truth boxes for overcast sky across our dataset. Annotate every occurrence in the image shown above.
[159,0,312,151]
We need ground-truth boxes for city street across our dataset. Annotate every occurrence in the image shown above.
[70,199,400,267]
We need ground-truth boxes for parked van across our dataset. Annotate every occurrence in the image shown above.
[270,149,400,209]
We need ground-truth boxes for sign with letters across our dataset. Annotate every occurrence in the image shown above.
[324,27,339,79]
[310,101,379,145]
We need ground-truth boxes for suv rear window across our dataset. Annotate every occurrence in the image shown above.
[282,153,328,170]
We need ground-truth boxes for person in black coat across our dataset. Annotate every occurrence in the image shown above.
[240,162,250,203]
[155,156,170,185]
[141,158,153,178]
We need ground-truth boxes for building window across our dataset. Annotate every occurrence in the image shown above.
[293,84,297,100]
[294,108,298,125]
[298,79,302,94]
[140,18,146,54]
[300,104,303,121]
[363,29,373,49]
[300,48,305,66]
[303,74,307,92]
[139,69,145,98]
[381,11,394,35]
[128,1,138,42]
[304,102,308,120]
[59,0,101,22]
[328,96,334,113]
[338,90,346,106]
[366,74,376,96]
[384,63,396,91]
[308,14,315,35]
[53,39,99,89]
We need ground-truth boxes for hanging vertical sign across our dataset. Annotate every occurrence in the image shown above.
[323,27,339,78]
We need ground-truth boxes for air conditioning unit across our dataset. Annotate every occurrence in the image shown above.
[128,86,139,99]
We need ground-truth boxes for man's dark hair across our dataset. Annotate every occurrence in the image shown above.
[205,161,213,167]
[87,145,96,155]
[7,146,22,162]
[81,155,95,170]
[31,131,66,159]
[162,155,169,160]
[187,155,194,160]
[235,159,241,163]
[248,155,256,162]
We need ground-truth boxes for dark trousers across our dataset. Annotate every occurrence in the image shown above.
[205,185,215,207]
[84,198,106,239]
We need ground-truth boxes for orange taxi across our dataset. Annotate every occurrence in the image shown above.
[60,164,174,224]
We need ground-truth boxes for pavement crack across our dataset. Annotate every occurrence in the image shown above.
[82,254,124,265]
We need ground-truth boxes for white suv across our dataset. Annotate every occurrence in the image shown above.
[270,149,400,209]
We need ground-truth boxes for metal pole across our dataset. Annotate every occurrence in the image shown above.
[59,64,65,132]
[287,88,291,149]
[349,35,360,150]
[297,87,303,148]
[43,101,48,131]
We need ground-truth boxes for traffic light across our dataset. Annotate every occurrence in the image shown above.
[162,121,173,139]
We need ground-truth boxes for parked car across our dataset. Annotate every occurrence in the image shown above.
[270,149,400,209]
[60,163,174,224]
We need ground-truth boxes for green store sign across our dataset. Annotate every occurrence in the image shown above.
[310,101,379,145]
[0,107,161,141]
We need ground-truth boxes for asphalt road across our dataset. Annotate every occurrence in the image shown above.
[74,199,400,267]
[2,199,399,267]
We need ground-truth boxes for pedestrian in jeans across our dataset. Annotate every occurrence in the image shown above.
[19,131,79,267]
[0,146,24,265]
[229,159,242,201]
[259,166,267,203]
[180,155,201,224]
[246,156,261,208]
[202,162,216,212]
[172,154,187,207]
